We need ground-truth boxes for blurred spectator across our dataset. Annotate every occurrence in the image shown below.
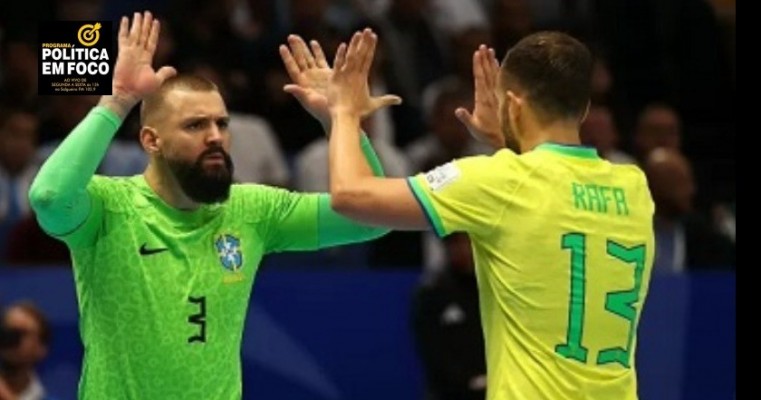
[0,378,13,400]
[371,0,448,110]
[713,201,736,244]
[294,134,409,192]
[94,105,147,177]
[37,96,98,145]
[0,109,39,260]
[525,0,593,36]
[229,113,290,187]
[446,27,494,85]
[0,39,38,109]
[429,0,489,37]
[4,214,70,266]
[0,301,54,400]
[580,105,635,164]
[169,0,251,111]
[411,79,492,172]
[490,0,533,57]
[633,103,681,162]
[590,54,614,105]
[644,148,735,273]
[413,233,485,400]
[55,0,102,21]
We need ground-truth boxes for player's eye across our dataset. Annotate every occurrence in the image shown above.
[186,120,205,131]
[217,119,229,130]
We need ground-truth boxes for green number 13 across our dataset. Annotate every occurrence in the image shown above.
[555,233,646,368]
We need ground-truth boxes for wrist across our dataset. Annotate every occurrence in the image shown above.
[331,110,361,127]
[98,94,139,120]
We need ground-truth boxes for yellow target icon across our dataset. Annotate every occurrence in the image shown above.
[77,23,101,47]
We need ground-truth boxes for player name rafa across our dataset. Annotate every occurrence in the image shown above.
[41,47,110,60]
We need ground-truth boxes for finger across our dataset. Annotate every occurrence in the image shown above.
[333,42,347,70]
[279,44,302,83]
[360,30,377,77]
[455,107,475,129]
[283,84,310,101]
[139,11,152,47]
[156,65,177,83]
[118,16,129,45]
[146,19,160,55]
[129,12,142,43]
[372,94,403,108]
[345,31,362,71]
[287,35,312,70]
[310,40,329,68]
[487,47,500,84]
[489,47,499,69]
[479,45,495,90]
[472,50,486,104]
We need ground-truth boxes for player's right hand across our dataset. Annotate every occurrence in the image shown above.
[112,11,176,106]
[280,33,400,128]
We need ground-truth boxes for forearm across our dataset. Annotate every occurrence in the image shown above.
[329,113,376,195]
[316,194,388,248]
[322,118,384,177]
[28,101,124,234]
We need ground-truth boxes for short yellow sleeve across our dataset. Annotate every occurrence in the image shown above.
[407,152,520,237]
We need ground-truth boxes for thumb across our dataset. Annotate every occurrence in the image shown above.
[455,107,474,129]
[371,94,403,110]
[156,66,177,83]
[283,84,310,102]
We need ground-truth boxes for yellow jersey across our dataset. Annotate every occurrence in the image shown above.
[408,143,655,400]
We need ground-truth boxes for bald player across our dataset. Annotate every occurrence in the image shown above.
[28,12,394,399]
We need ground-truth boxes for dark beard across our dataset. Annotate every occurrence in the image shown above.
[167,147,234,204]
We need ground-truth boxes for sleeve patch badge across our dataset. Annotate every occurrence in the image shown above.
[424,162,461,192]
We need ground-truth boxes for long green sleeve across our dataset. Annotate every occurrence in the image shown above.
[263,133,389,252]
[317,133,388,247]
[28,106,121,237]
[360,133,384,176]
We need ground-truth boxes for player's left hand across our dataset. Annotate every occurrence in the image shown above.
[280,32,401,127]
[455,45,505,150]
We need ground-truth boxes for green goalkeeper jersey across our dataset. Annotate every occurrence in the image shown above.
[28,107,388,399]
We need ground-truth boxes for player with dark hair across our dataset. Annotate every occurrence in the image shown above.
[325,29,655,399]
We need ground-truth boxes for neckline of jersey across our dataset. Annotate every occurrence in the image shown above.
[132,175,220,223]
[534,142,600,160]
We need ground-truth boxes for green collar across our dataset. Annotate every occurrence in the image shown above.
[131,175,221,224]
[535,142,600,160]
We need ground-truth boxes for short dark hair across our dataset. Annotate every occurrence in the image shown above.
[140,74,219,125]
[4,301,52,346]
[500,31,593,120]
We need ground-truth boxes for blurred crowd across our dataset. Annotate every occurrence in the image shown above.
[0,0,735,274]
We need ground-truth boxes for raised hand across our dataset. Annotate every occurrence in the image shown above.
[281,31,400,127]
[110,12,176,113]
[455,45,505,149]
[279,35,333,125]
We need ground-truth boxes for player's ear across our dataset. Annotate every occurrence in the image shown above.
[579,100,591,125]
[506,90,522,122]
[140,126,161,154]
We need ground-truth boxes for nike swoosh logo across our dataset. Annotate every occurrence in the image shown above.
[139,243,169,256]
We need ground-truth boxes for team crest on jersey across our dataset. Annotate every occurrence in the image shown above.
[215,234,244,283]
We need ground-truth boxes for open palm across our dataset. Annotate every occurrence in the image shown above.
[280,34,400,126]
[112,12,176,103]
[279,35,332,123]
[455,45,505,150]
